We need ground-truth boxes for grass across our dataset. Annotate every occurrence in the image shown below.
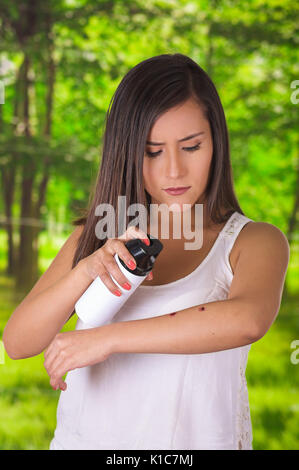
[0,230,298,449]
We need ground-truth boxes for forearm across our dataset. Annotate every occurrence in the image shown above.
[3,262,92,359]
[109,298,259,355]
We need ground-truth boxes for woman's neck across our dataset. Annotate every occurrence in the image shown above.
[146,201,217,240]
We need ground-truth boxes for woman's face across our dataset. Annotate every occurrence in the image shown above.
[143,97,213,214]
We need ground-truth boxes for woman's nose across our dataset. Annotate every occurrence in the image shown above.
[164,152,187,179]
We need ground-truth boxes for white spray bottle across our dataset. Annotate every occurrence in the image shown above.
[75,234,163,329]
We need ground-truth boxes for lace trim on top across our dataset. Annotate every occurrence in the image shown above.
[236,346,253,450]
[221,211,244,238]
[222,212,253,450]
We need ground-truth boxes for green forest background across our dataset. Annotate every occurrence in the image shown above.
[0,0,298,450]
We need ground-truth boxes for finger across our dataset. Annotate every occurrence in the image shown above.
[97,267,125,296]
[49,358,68,390]
[101,229,151,295]
[44,340,61,374]
[59,381,67,391]
[146,271,153,281]
[44,339,66,377]
[44,349,60,378]
[44,341,54,361]
[105,255,137,292]
[118,226,150,244]
[105,239,137,272]
[98,250,136,293]
[51,376,66,391]
[53,376,67,391]
[44,332,62,361]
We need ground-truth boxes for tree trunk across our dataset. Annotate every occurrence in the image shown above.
[16,14,55,290]
[1,59,26,276]
[15,52,37,291]
[0,94,16,276]
[1,166,16,275]
[16,158,37,290]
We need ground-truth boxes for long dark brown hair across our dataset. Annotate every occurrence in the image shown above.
[71,53,244,270]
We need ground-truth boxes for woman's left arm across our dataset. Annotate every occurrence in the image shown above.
[44,222,290,390]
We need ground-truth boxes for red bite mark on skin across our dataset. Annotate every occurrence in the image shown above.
[198,306,205,311]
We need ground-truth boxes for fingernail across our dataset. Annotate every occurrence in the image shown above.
[128,260,136,269]
[113,289,122,296]
[122,282,131,290]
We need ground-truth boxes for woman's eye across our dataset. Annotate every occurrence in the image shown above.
[145,143,201,158]
[183,143,201,152]
[145,150,161,158]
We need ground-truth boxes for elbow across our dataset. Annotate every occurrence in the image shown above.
[246,325,264,344]
[3,309,46,359]
[3,340,31,360]
[3,322,28,360]
[246,316,267,343]
[2,338,20,360]
[247,305,278,343]
[3,330,19,360]
[5,349,22,361]
[236,300,269,344]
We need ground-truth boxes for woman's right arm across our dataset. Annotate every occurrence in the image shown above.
[2,226,92,360]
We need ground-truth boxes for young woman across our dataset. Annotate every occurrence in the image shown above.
[3,53,290,450]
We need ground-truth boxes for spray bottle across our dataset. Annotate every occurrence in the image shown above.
[75,234,163,328]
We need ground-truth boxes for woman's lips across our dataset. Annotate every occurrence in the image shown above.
[163,186,191,196]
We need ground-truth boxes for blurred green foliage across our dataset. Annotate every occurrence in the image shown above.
[0,0,298,450]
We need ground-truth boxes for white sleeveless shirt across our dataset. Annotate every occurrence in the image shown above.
[50,211,254,450]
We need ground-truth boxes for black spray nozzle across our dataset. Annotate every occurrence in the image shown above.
[119,234,163,277]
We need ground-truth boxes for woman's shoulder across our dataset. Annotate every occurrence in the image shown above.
[236,218,290,259]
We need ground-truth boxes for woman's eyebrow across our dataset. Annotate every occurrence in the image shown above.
[146,131,205,146]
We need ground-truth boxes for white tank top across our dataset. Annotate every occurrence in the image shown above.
[50,210,254,450]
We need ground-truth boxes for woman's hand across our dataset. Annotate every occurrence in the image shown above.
[43,226,154,391]
[78,225,153,296]
[43,327,112,391]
